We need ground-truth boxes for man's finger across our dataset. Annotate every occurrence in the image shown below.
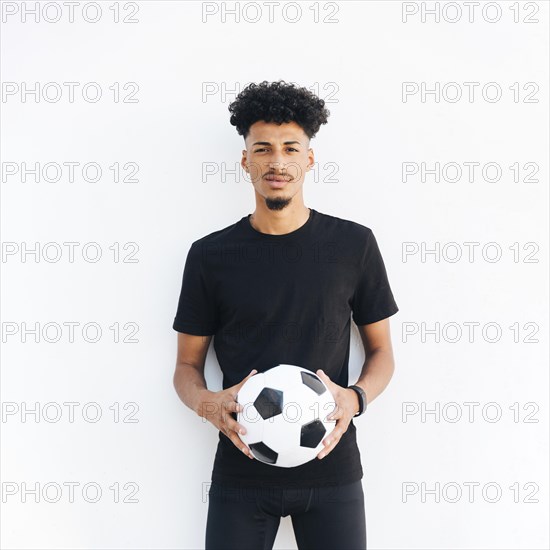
[326,404,341,421]
[239,368,258,385]
[326,422,349,446]
[223,400,242,413]
[228,431,254,459]
[325,430,341,445]
[230,369,258,394]
[318,431,341,459]
[221,415,255,459]
[316,369,334,388]
[224,415,248,436]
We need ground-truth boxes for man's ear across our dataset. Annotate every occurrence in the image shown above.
[308,147,315,170]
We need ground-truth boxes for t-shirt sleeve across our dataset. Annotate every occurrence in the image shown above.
[351,228,399,326]
[172,241,218,335]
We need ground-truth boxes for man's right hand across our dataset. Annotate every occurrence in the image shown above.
[197,369,258,459]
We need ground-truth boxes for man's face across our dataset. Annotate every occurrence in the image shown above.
[241,120,314,211]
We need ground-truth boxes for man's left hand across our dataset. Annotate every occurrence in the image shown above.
[315,369,360,460]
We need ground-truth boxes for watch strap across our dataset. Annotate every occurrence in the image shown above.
[348,384,367,416]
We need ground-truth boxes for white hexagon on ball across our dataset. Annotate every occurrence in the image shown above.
[236,364,337,468]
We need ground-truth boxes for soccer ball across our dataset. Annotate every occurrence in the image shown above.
[236,364,337,468]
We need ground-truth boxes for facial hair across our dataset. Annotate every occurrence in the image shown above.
[265,196,292,211]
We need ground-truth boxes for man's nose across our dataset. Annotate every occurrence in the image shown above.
[268,159,286,171]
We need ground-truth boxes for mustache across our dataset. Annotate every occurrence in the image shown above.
[264,172,292,179]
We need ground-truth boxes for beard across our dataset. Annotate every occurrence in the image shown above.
[265,196,292,211]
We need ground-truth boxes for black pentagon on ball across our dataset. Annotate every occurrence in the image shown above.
[301,371,326,396]
[254,387,283,420]
[249,442,278,464]
[300,419,326,448]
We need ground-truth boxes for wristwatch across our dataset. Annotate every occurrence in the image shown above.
[347,385,367,416]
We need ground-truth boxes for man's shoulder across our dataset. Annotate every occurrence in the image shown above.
[187,210,375,251]
[190,217,245,249]
[316,210,373,240]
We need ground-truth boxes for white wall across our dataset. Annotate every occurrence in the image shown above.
[1,1,548,549]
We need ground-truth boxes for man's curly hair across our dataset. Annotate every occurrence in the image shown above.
[228,80,330,140]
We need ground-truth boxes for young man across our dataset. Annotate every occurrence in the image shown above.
[173,80,398,550]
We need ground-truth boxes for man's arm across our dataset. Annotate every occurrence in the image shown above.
[173,332,212,416]
[314,317,396,458]
[173,332,257,458]
[354,317,396,407]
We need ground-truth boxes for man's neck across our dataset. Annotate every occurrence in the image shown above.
[249,206,311,235]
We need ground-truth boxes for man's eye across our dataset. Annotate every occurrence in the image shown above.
[254,147,298,153]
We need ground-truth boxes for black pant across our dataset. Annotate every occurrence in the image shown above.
[205,479,367,550]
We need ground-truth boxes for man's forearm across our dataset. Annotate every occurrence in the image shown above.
[173,363,211,416]
[354,348,395,406]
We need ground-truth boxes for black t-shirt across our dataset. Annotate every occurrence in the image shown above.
[173,208,398,489]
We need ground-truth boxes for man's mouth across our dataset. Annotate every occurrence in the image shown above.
[265,174,290,182]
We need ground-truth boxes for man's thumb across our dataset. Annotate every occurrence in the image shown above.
[238,369,257,386]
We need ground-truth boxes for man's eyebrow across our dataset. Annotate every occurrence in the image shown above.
[251,141,302,146]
